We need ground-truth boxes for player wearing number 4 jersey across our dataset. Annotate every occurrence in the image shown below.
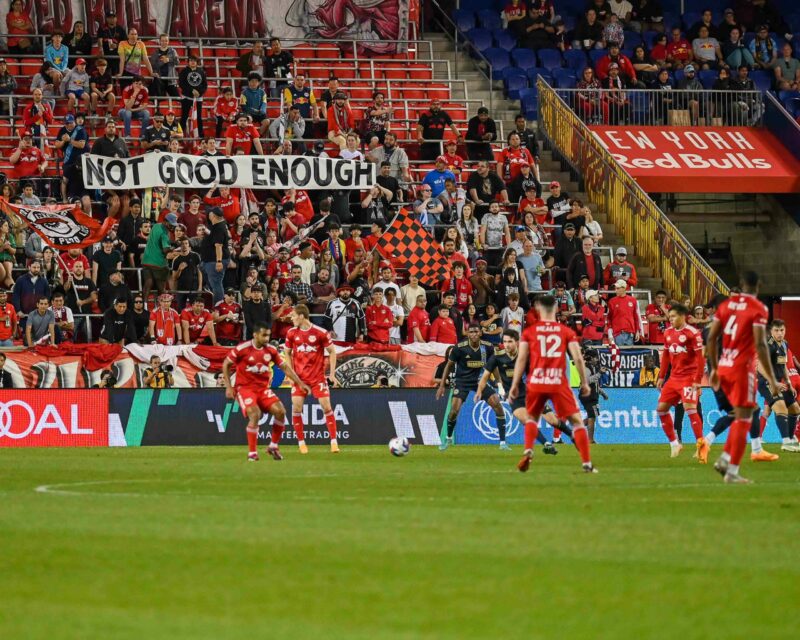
[509,294,597,473]
[655,305,708,462]
[222,321,310,462]
[707,271,780,484]
[283,304,341,453]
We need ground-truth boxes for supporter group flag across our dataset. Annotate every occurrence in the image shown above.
[0,201,115,250]
[375,208,449,287]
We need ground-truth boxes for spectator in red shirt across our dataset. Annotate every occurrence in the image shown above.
[595,41,639,85]
[666,27,693,69]
[429,306,458,344]
[225,112,264,156]
[364,288,393,344]
[606,279,640,345]
[203,183,240,226]
[645,290,670,344]
[178,194,207,238]
[603,246,638,288]
[440,139,464,176]
[59,247,90,281]
[580,289,606,345]
[344,225,368,262]
[9,131,47,181]
[148,293,181,345]
[406,294,431,343]
[327,92,354,150]
[213,287,243,346]
[180,295,218,345]
[439,261,473,312]
[0,289,18,347]
[22,88,54,146]
[214,86,238,137]
[500,131,535,183]
[119,76,152,137]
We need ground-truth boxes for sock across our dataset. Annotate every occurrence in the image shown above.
[728,463,740,476]
[789,414,798,439]
[325,411,338,443]
[775,413,790,439]
[293,414,306,444]
[728,419,750,466]
[658,411,677,443]
[558,421,573,438]
[674,404,685,441]
[705,431,716,446]
[686,408,704,440]
[536,429,548,445]
[553,427,562,439]
[271,418,285,446]
[759,412,767,436]
[712,414,734,436]
[496,412,506,442]
[572,426,591,464]
[750,411,761,438]
[524,420,539,451]
[750,436,762,454]
[246,426,258,453]
[446,416,457,438]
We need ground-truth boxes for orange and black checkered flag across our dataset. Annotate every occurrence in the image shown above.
[375,208,449,287]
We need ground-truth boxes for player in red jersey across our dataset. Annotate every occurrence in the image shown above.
[222,321,310,462]
[707,271,780,483]
[655,305,708,461]
[509,294,596,473]
[283,304,341,454]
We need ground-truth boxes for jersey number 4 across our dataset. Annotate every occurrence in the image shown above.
[537,334,563,357]
[723,316,738,341]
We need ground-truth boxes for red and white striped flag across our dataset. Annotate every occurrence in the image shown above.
[186,98,199,141]
[608,342,621,371]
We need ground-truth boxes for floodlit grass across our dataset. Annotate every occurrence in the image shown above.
[1,445,798,639]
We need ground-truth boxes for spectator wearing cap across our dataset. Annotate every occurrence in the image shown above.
[141,111,171,152]
[149,33,180,98]
[119,75,151,137]
[323,284,366,343]
[606,279,640,345]
[90,119,129,158]
[0,58,17,117]
[749,24,778,70]
[9,130,47,184]
[413,184,444,232]
[178,55,208,138]
[327,91,354,150]
[602,63,630,124]
[91,236,123,287]
[508,225,528,255]
[200,207,231,304]
[676,63,706,126]
[604,246,638,289]
[163,110,184,140]
[422,156,456,198]
[553,222,580,278]
[96,10,126,69]
[465,106,497,162]
[546,180,571,230]
[666,27,693,70]
[269,103,306,146]
[439,138,464,175]
[148,293,181,345]
[142,212,179,303]
[60,58,91,113]
[596,41,639,85]
[54,113,90,208]
[365,288,394,344]
[416,99,462,162]
[581,289,606,345]
[213,288,243,345]
[567,236,604,290]
[98,269,132,312]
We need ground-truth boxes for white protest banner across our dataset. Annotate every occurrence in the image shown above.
[81,153,378,190]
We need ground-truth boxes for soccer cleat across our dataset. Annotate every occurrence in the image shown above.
[543,442,558,455]
[696,438,710,464]
[298,442,309,454]
[751,450,779,462]
[552,437,562,444]
[330,442,340,453]
[247,452,259,462]
[517,452,532,472]
[780,442,800,452]
[724,472,753,484]
[439,437,454,451]
[266,445,283,461]
[499,441,511,451]
[670,442,683,458]
[582,462,598,474]
[713,456,729,477]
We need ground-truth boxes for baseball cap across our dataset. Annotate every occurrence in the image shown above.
[165,109,175,116]
[314,141,326,151]
[224,287,238,296]
[564,223,575,231]
[587,289,599,299]
[608,62,620,70]
[614,279,628,288]
[476,258,488,265]
[477,107,489,115]
[105,9,116,17]
[515,225,526,232]
[334,91,347,100]
[164,213,179,226]
[336,284,354,294]
[102,235,114,243]
[684,64,696,73]
[616,247,627,255]
[75,57,86,65]
[21,130,32,138]
[578,274,589,281]
[64,114,75,123]
[549,180,560,189]
[445,139,458,146]
[435,155,447,164]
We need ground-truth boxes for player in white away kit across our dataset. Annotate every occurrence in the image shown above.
[284,304,341,453]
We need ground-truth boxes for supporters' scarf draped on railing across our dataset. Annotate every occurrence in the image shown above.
[0,201,115,250]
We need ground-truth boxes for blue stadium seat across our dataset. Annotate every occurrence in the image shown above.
[511,48,538,70]
[564,48,588,72]
[673,68,684,83]
[698,69,717,89]
[519,88,539,120]
[642,30,660,49]
[476,9,502,31]
[628,91,651,125]
[589,49,606,67]
[537,48,563,71]
[749,70,771,93]
[682,12,701,31]
[505,74,529,100]
[526,67,552,84]
[453,10,475,33]
[552,68,577,88]
[483,47,512,74]
[460,0,485,11]
[492,29,517,52]
[622,31,642,47]
[466,28,493,55]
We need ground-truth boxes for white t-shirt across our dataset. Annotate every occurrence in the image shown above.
[291,255,316,285]
[388,302,404,341]
[610,0,633,19]
[340,149,364,162]
[373,280,401,298]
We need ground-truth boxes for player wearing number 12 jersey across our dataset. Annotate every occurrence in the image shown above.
[222,321,309,462]
[707,271,779,484]
[283,304,341,453]
[655,305,708,461]
[509,294,596,473]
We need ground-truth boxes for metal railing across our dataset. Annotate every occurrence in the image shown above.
[537,77,729,303]
[552,88,766,128]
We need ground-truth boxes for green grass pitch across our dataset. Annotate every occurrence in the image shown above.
[1,444,798,639]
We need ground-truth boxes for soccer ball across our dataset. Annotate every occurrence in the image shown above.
[388,437,411,457]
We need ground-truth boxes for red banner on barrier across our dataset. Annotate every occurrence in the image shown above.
[589,126,800,193]
[0,390,109,447]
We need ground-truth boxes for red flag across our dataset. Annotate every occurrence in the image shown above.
[608,342,621,371]
[0,201,115,250]
[375,208,449,287]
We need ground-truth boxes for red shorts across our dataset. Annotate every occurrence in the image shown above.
[292,379,330,399]
[658,378,701,406]
[237,386,281,415]
[718,369,757,408]
[526,384,579,420]
[790,375,800,392]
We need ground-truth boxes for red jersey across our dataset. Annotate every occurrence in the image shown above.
[122,84,149,109]
[440,152,464,174]
[282,190,314,224]
[500,146,534,182]
[439,275,474,312]
[714,293,768,374]
[227,340,283,388]
[214,300,242,342]
[266,259,293,288]
[504,2,527,19]
[521,320,578,389]
[645,303,670,344]
[180,308,212,343]
[607,294,640,337]
[787,346,799,379]
[519,197,549,225]
[667,39,692,63]
[214,95,238,120]
[225,123,260,154]
[406,306,431,343]
[203,193,240,225]
[430,316,458,344]
[23,101,54,128]
[365,303,394,344]
[0,302,18,341]
[59,252,90,278]
[658,324,704,383]
[13,146,45,178]
[150,308,181,345]
[285,323,332,384]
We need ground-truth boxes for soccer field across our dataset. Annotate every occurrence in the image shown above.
[2,445,797,640]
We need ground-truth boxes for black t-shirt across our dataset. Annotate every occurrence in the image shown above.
[418,110,453,141]
[65,276,96,313]
[129,233,150,267]
[485,350,524,397]
[92,249,122,284]
[171,251,201,291]
[448,340,494,388]
[376,174,400,206]
[466,171,505,201]
[98,281,132,311]
[201,221,230,262]
[100,308,135,343]
[546,193,571,223]
[265,51,294,83]
[132,308,149,341]
[143,125,170,151]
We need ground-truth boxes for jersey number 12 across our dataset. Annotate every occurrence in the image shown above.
[537,334,562,357]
